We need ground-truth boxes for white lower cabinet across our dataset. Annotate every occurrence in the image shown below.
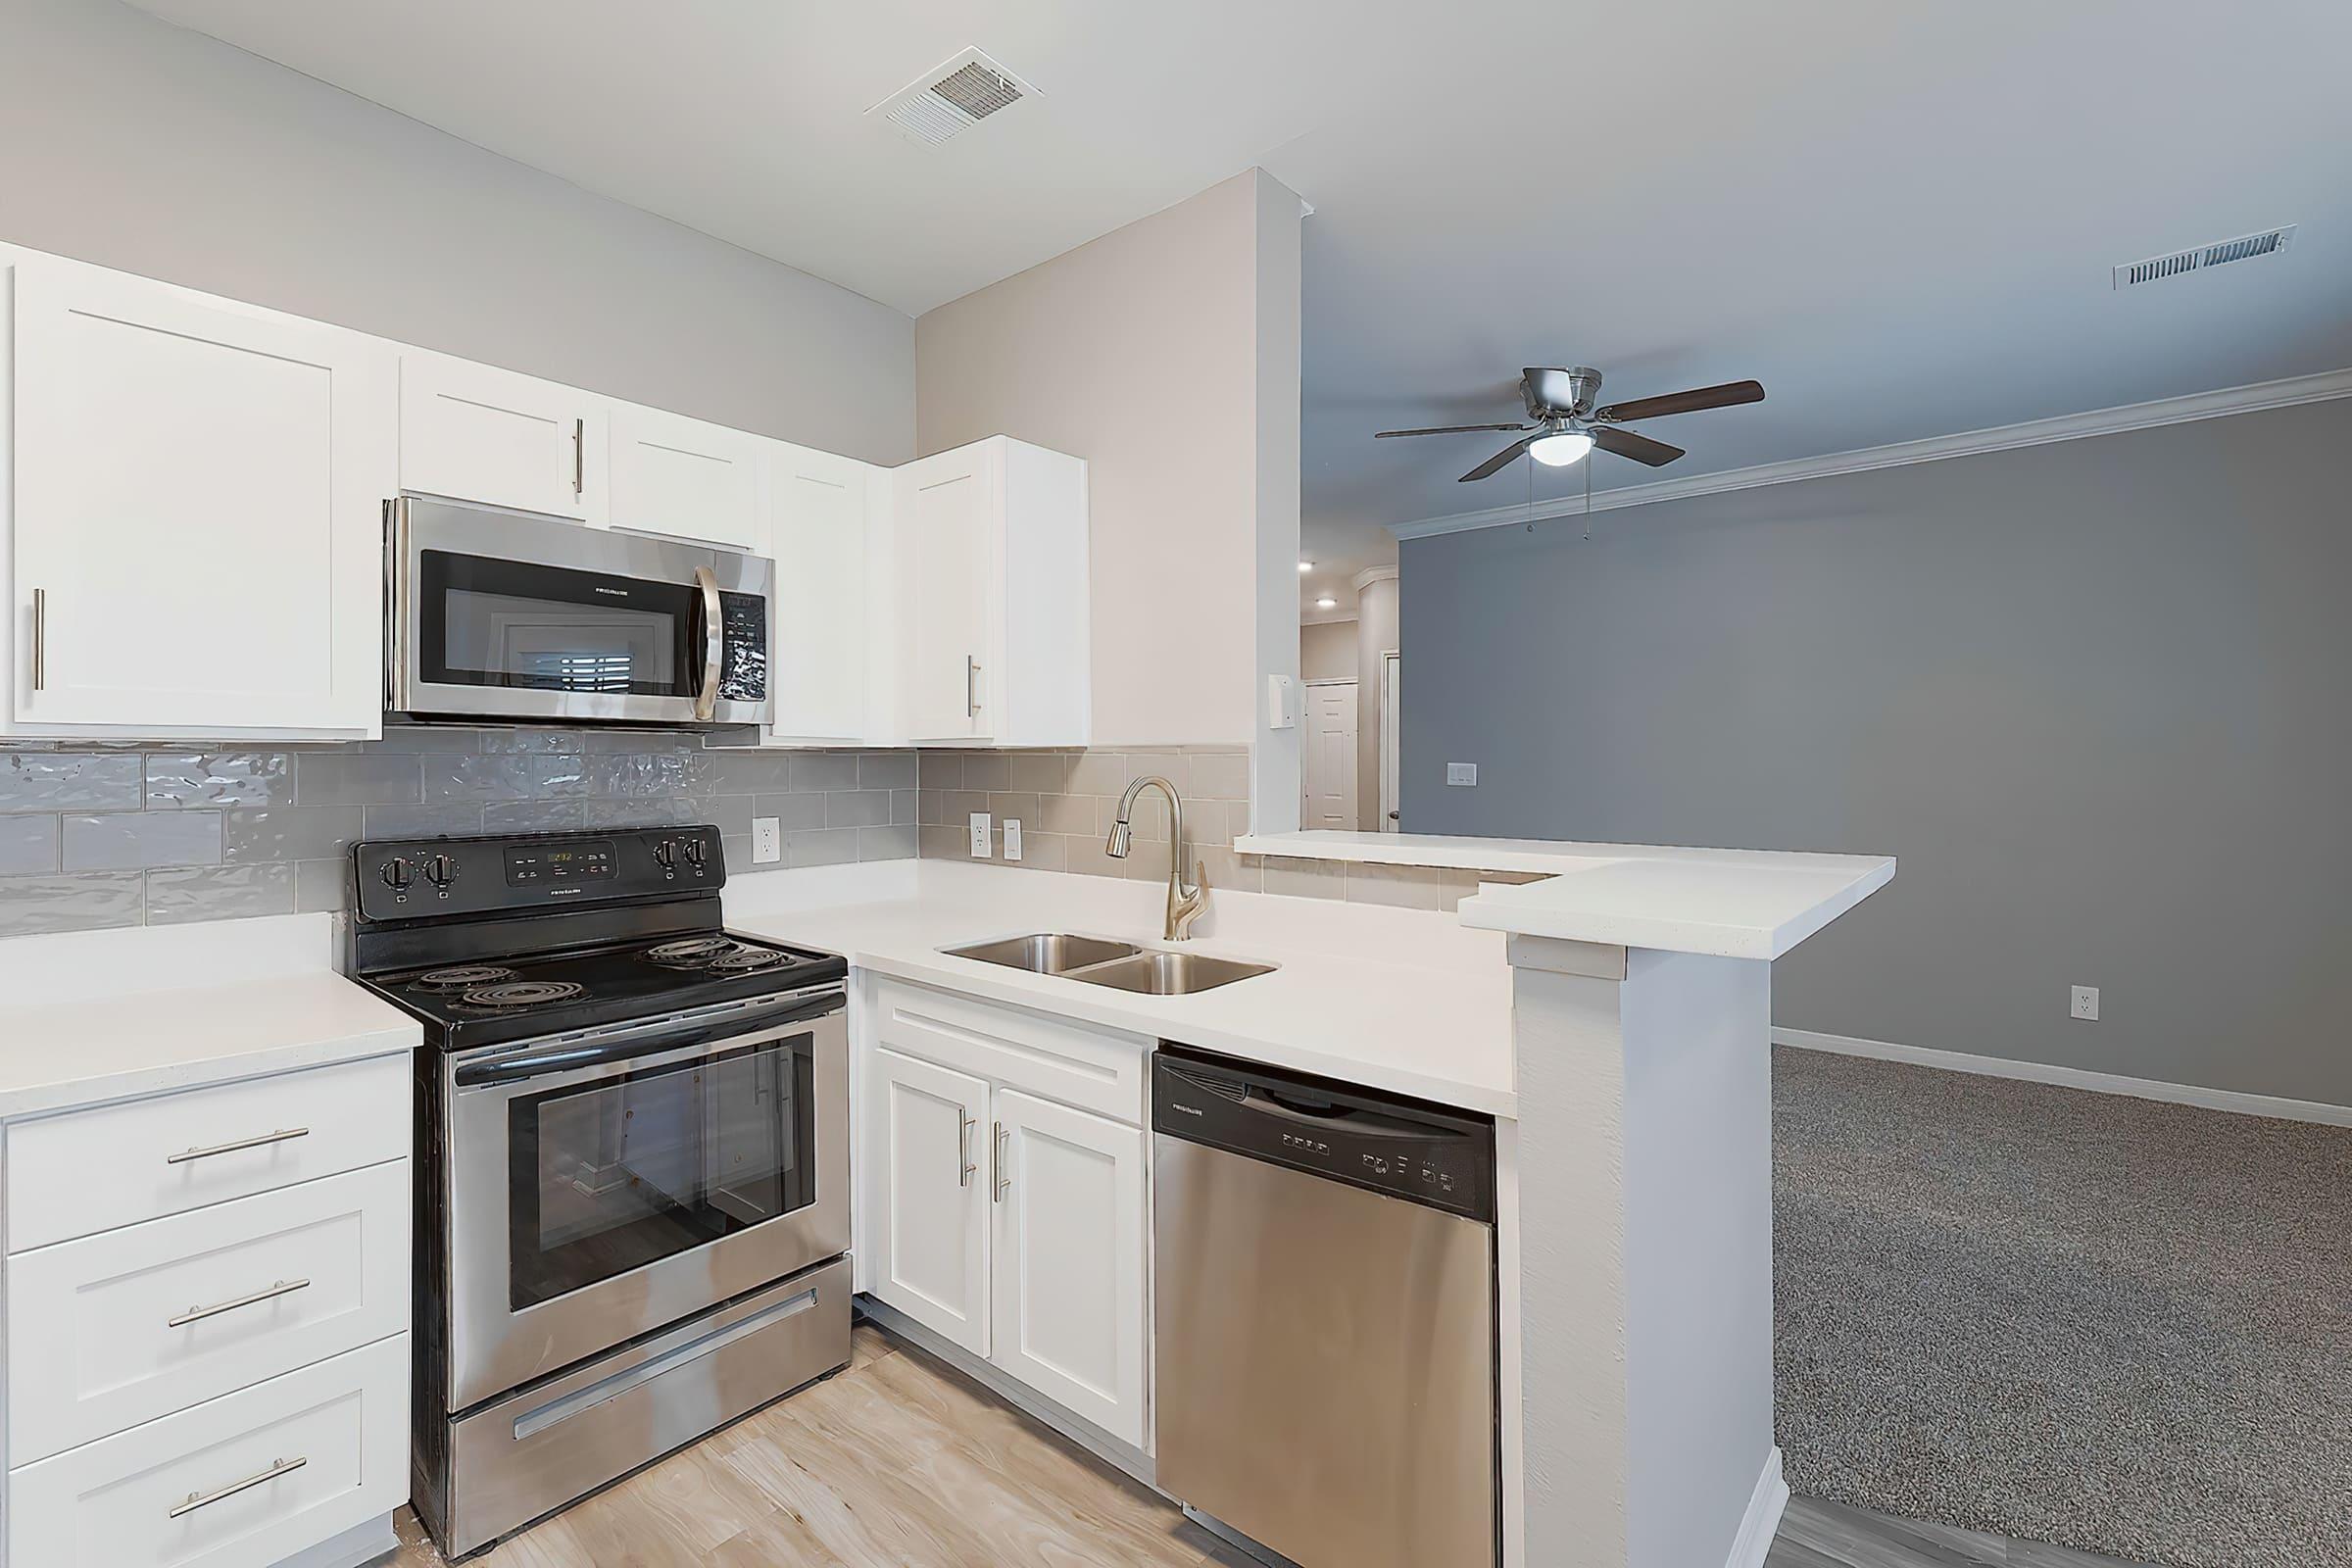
[6,1335,409,1568]
[863,982,1152,1449]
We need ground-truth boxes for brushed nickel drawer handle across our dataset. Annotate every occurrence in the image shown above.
[166,1127,310,1165]
[168,1277,311,1329]
[169,1455,306,1519]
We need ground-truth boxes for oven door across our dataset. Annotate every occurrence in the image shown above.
[442,990,846,1411]
[389,496,770,727]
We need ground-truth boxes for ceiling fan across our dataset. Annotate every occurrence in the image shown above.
[1376,368,1765,482]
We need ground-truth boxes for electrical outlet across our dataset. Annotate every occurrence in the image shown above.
[1446,762,1479,787]
[752,816,781,865]
[2071,985,2099,1021]
[969,812,993,858]
[1003,819,1023,860]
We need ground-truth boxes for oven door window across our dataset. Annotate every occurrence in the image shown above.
[421,550,700,697]
[508,1037,815,1311]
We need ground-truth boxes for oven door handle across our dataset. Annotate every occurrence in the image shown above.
[453,989,842,1089]
[692,564,723,722]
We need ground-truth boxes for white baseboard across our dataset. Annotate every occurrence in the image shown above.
[1775,1027,2352,1129]
[269,1511,397,1568]
[1724,1446,1789,1568]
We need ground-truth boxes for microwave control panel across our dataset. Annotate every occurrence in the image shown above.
[717,591,768,703]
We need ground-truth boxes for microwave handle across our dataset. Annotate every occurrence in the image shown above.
[692,565,723,721]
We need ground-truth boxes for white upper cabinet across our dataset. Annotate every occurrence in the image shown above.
[767,443,877,742]
[895,436,1090,748]
[607,402,764,550]
[398,353,605,522]
[7,256,394,738]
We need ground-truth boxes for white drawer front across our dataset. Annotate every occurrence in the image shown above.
[7,1053,412,1251]
[7,1161,411,1464]
[7,1334,408,1568]
[872,979,1148,1125]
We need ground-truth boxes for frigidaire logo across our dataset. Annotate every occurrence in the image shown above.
[593,587,629,597]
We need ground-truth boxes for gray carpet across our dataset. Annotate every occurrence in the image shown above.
[1772,1048,2352,1568]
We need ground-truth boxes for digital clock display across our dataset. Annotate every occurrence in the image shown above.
[505,840,616,886]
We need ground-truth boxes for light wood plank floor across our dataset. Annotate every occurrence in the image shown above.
[391,1321,2154,1568]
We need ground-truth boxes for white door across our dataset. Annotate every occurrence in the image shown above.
[608,403,763,550]
[768,445,870,740]
[989,1089,1149,1447]
[398,353,603,521]
[12,260,394,735]
[866,1048,991,1355]
[1301,681,1360,831]
[899,446,998,742]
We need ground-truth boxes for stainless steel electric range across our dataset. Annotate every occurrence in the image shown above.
[347,824,850,1560]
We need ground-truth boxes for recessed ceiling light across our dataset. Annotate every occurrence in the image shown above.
[1315,596,1338,610]
[1298,560,1314,573]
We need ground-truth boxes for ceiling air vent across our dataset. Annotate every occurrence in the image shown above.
[869,48,1038,146]
[2113,225,2297,289]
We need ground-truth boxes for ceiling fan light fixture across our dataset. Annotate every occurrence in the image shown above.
[1528,430,1594,467]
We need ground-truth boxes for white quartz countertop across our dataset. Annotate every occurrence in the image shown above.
[0,973,422,1120]
[1236,831,1895,959]
[728,875,1516,1118]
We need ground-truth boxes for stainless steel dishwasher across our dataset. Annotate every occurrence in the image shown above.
[1152,1046,1498,1568]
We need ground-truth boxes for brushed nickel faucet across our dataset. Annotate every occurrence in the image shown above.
[1106,775,1206,941]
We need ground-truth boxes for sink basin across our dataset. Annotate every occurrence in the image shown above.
[943,933,1141,974]
[1064,951,1278,996]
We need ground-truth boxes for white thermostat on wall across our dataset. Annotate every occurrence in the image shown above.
[1265,673,1299,730]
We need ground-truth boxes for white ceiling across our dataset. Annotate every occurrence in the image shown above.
[127,1,2352,615]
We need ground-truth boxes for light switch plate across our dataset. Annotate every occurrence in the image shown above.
[1265,673,1299,729]
[969,812,993,858]
[752,817,781,864]
[1446,762,1479,787]
[1004,819,1023,860]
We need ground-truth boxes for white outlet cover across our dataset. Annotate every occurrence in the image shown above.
[1446,762,1479,787]
[752,816,782,864]
[1004,818,1023,860]
[2071,985,2099,1021]
[969,811,993,858]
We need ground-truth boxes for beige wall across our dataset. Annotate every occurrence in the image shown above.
[915,171,1301,757]
[1300,619,1357,683]
[1355,571,1399,826]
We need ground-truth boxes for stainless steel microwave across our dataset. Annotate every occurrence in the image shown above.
[387,498,771,729]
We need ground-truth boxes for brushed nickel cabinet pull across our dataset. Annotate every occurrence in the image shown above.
[168,1455,306,1519]
[167,1126,310,1165]
[966,656,982,719]
[572,416,586,496]
[168,1276,311,1330]
[957,1109,977,1189]
[992,1120,1009,1202]
[29,588,45,692]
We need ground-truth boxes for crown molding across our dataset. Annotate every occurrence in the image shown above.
[1298,607,1359,626]
[1386,366,2352,543]
[1350,564,1399,590]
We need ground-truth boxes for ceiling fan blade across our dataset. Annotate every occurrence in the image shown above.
[1459,437,1538,482]
[1591,425,1686,467]
[1374,421,1532,439]
[1592,379,1765,424]
[1521,368,1579,414]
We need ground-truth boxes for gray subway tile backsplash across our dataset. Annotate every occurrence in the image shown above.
[0,729,919,938]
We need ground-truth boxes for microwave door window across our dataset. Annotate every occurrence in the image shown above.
[445,590,675,695]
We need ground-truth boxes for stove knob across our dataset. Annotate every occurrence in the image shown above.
[379,859,414,891]
[683,838,710,868]
[424,854,458,889]
[654,839,679,869]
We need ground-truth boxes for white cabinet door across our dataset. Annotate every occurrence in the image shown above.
[898,445,999,742]
[399,353,603,521]
[866,1048,991,1355]
[989,1089,1149,1447]
[11,260,393,735]
[768,445,871,740]
[608,403,763,550]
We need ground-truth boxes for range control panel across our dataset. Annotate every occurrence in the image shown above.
[352,825,724,921]
[1152,1046,1495,1223]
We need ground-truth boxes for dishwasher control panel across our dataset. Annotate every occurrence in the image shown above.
[1152,1046,1495,1223]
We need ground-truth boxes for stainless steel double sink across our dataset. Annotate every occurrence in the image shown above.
[942,933,1276,995]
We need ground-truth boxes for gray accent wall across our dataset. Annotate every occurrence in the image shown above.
[0,731,916,938]
[0,0,913,465]
[1401,398,2352,1106]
